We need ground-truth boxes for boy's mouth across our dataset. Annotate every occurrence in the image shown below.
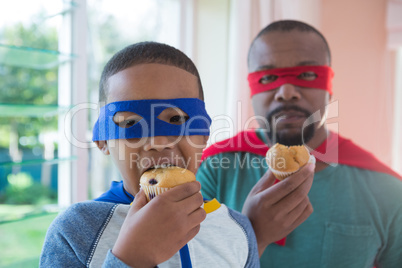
[141,161,185,176]
[145,163,175,171]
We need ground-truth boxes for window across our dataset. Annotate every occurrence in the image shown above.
[86,0,181,199]
[0,1,76,266]
[0,1,182,266]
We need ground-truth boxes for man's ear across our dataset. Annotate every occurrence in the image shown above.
[323,89,332,102]
[95,140,110,155]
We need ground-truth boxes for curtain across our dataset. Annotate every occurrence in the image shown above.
[387,0,402,173]
[386,0,402,50]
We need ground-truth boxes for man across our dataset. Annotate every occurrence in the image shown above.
[197,20,402,267]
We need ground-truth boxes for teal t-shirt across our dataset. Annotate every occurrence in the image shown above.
[197,151,402,267]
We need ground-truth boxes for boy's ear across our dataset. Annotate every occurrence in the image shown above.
[203,136,209,146]
[95,140,110,155]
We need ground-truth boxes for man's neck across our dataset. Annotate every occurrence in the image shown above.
[304,126,329,151]
[305,126,329,172]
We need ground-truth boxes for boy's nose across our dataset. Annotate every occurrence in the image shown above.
[143,136,175,152]
[274,83,301,102]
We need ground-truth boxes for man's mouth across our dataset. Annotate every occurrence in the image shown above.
[274,110,307,124]
[265,106,316,145]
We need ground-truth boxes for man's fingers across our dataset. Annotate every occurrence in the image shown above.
[162,181,202,202]
[294,163,315,183]
[276,171,314,211]
[260,163,315,204]
[250,169,277,194]
[289,200,314,230]
[284,196,312,226]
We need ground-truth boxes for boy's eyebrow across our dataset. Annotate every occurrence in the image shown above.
[114,111,140,114]
[113,111,142,119]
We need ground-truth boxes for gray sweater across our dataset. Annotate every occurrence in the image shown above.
[40,200,259,267]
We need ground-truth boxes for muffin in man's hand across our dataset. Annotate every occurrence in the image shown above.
[266,144,316,180]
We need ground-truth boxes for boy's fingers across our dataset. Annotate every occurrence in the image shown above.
[130,189,148,212]
[179,192,204,214]
[176,225,202,250]
[164,181,202,202]
[188,207,207,227]
[185,224,202,244]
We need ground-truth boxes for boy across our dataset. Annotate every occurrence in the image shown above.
[40,42,259,267]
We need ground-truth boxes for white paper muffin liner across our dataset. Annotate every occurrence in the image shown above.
[141,185,170,201]
[308,154,316,165]
[270,155,316,180]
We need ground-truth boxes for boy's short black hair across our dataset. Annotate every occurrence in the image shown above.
[248,20,331,66]
[99,41,204,103]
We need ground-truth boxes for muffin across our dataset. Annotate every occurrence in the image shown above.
[140,166,196,201]
[266,143,315,180]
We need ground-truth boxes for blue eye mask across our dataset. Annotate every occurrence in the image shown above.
[92,98,211,141]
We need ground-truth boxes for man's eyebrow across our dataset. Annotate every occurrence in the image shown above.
[256,64,276,71]
[256,61,320,71]
[296,60,320,66]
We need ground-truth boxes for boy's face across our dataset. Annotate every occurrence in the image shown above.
[96,63,208,196]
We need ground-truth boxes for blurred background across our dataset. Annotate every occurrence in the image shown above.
[0,0,401,266]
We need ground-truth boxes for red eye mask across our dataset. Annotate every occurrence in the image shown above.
[248,65,334,97]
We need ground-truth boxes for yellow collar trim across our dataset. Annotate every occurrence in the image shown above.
[203,198,221,214]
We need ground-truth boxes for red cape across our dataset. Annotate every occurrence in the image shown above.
[202,130,401,179]
[201,130,402,246]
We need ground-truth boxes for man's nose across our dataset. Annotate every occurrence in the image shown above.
[274,83,301,102]
[143,136,176,152]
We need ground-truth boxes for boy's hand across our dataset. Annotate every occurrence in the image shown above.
[112,181,206,267]
[242,164,315,257]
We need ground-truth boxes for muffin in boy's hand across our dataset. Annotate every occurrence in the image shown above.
[140,166,196,201]
[266,143,316,180]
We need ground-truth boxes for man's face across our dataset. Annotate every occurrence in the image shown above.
[248,30,331,146]
[97,63,207,196]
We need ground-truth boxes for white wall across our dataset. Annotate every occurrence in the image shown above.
[322,0,395,166]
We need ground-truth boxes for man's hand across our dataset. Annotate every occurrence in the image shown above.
[112,181,206,267]
[242,164,315,256]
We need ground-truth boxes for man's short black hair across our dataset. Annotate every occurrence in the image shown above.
[248,20,331,66]
[99,41,204,103]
